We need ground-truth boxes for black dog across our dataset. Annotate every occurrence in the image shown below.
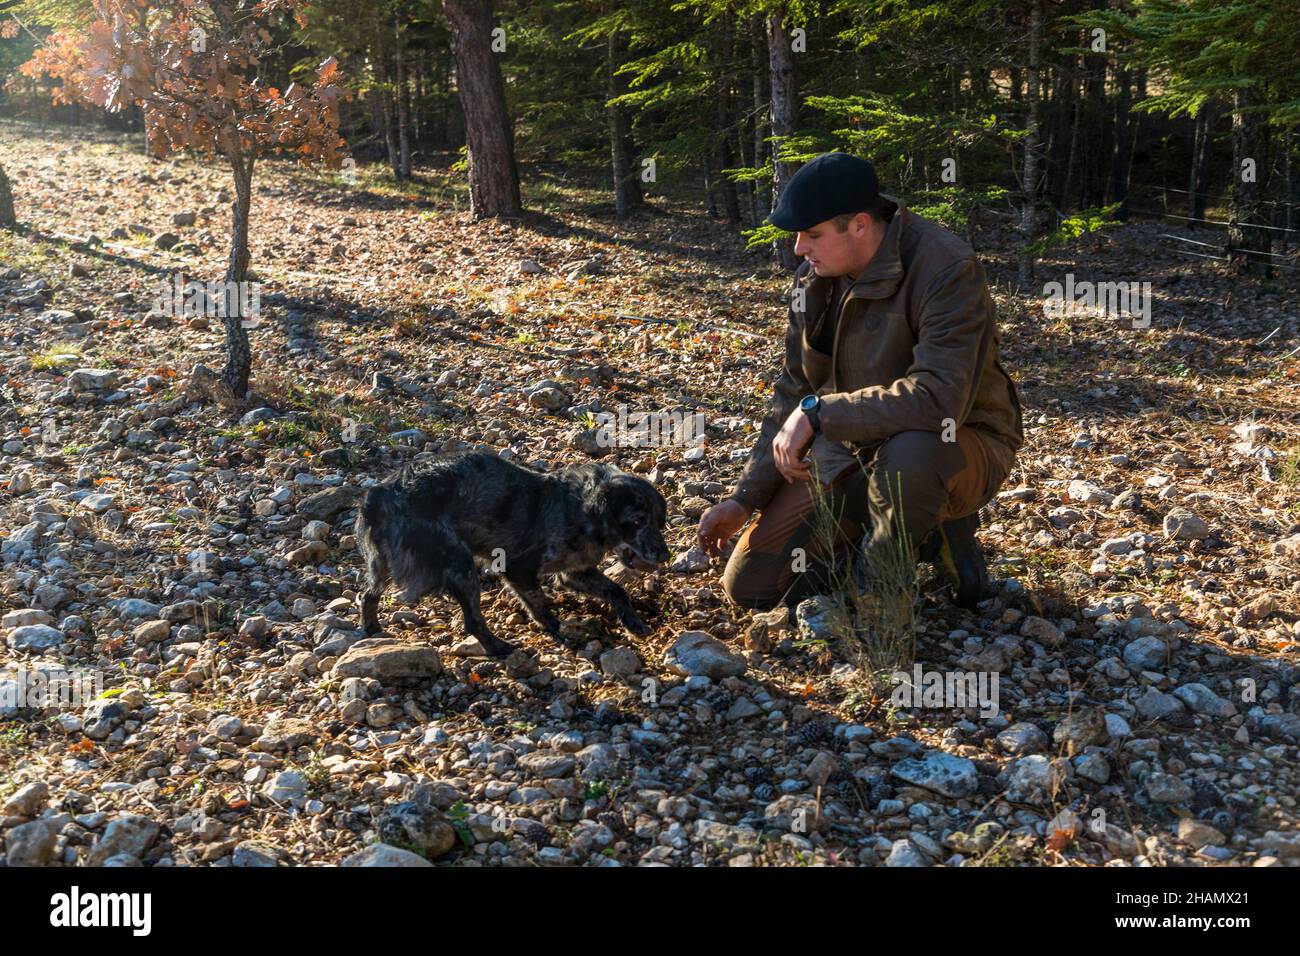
[355,451,670,657]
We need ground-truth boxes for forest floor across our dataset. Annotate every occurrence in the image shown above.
[2,118,1300,867]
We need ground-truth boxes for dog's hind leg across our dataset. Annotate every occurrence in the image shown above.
[503,569,561,638]
[360,549,390,636]
[559,569,651,635]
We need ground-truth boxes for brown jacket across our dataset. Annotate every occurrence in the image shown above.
[730,197,1024,512]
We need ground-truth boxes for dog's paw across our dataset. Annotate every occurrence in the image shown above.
[620,614,653,636]
[447,634,515,658]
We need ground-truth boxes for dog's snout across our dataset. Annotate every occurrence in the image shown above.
[642,530,670,564]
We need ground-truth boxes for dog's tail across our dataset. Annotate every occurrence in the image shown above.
[357,483,446,603]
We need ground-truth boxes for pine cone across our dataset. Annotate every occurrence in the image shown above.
[596,811,626,834]
[795,719,831,746]
[864,774,892,806]
[515,820,550,848]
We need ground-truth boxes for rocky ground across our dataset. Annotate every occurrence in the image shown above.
[2,120,1300,868]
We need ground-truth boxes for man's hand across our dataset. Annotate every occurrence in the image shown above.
[697,499,751,558]
[772,407,814,483]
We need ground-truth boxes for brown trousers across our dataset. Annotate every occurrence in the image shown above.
[721,427,1005,611]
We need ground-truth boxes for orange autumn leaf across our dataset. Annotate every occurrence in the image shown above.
[1047,828,1075,852]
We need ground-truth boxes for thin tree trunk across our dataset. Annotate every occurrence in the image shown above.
[750,14,768,225]
[1108,64,1132,217]
[442,49,453,146]
[766,7,798,269]
[738,118,754,225]
[395,7,412,179]
[607,31,643,217]
[1189,101,1216,226]
[1017,0,1042,288]
[1081,55,1107,208]
[713,18,740,224]
[377,35,400,179]
[222,151,255,399]
[0,163,16,230]
[413,51,425,146]
[1229,86,1269,276]
[1285,129,1298,251]
[442,0,522,219]
[1060,65,1081,212]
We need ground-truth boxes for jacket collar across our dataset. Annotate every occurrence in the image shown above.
[851,193,906,296]
[795,193,908,300]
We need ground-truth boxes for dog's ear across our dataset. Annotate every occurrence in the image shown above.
[579,466,614,514]
[578,464,609,499]
[589,472,646,522]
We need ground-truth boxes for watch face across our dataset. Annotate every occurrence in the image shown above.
[801,395,817,411]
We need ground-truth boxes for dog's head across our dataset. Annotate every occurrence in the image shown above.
[589,470,669,568]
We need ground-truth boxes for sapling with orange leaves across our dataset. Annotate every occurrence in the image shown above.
[21,0,349,398]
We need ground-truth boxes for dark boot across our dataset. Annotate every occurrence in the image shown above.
[932,512,988,609]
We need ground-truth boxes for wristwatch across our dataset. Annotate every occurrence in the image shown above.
[799,394,822,434]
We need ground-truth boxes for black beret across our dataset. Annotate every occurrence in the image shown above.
[768,152,880,231]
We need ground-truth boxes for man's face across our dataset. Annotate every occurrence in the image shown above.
[793,212,883,278]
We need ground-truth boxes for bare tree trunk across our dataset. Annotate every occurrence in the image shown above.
[1188,100,1216,227]
[0,163,16,231]
[1128,66,1147,189]
[712,17,740,224]
[1017,0,1042,288]
[1229,86,1269,276]
[607,31,643,217]
[1080,49,1109,209]
[1108,64,1132,217]
[442,0,522,219]
[395,6,412,179]
[413,51,425,146]
[223,152,255,399]
[766,7,798,269]
[376,34,400,180]
[750,14,768,225]
[1284,129,1297,251]
[1059,65,1081,211]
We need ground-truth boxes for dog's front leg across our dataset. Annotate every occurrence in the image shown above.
[441,553,516,658]
[503,571,561,637]
[559,569,652,635]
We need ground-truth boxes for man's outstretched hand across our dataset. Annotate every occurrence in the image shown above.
[697,499,751,558]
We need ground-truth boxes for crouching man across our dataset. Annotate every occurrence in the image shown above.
[698,152,1024,611]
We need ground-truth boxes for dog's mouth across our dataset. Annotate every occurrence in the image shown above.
[618,543,664,570]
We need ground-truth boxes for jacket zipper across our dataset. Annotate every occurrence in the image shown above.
[829,287,869,394]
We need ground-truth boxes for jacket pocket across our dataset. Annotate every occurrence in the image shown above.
[801,330,833,390]
[836,310,914,391]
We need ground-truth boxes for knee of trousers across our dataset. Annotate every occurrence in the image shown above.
[720,548,789,611]
[870,430,964,499]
